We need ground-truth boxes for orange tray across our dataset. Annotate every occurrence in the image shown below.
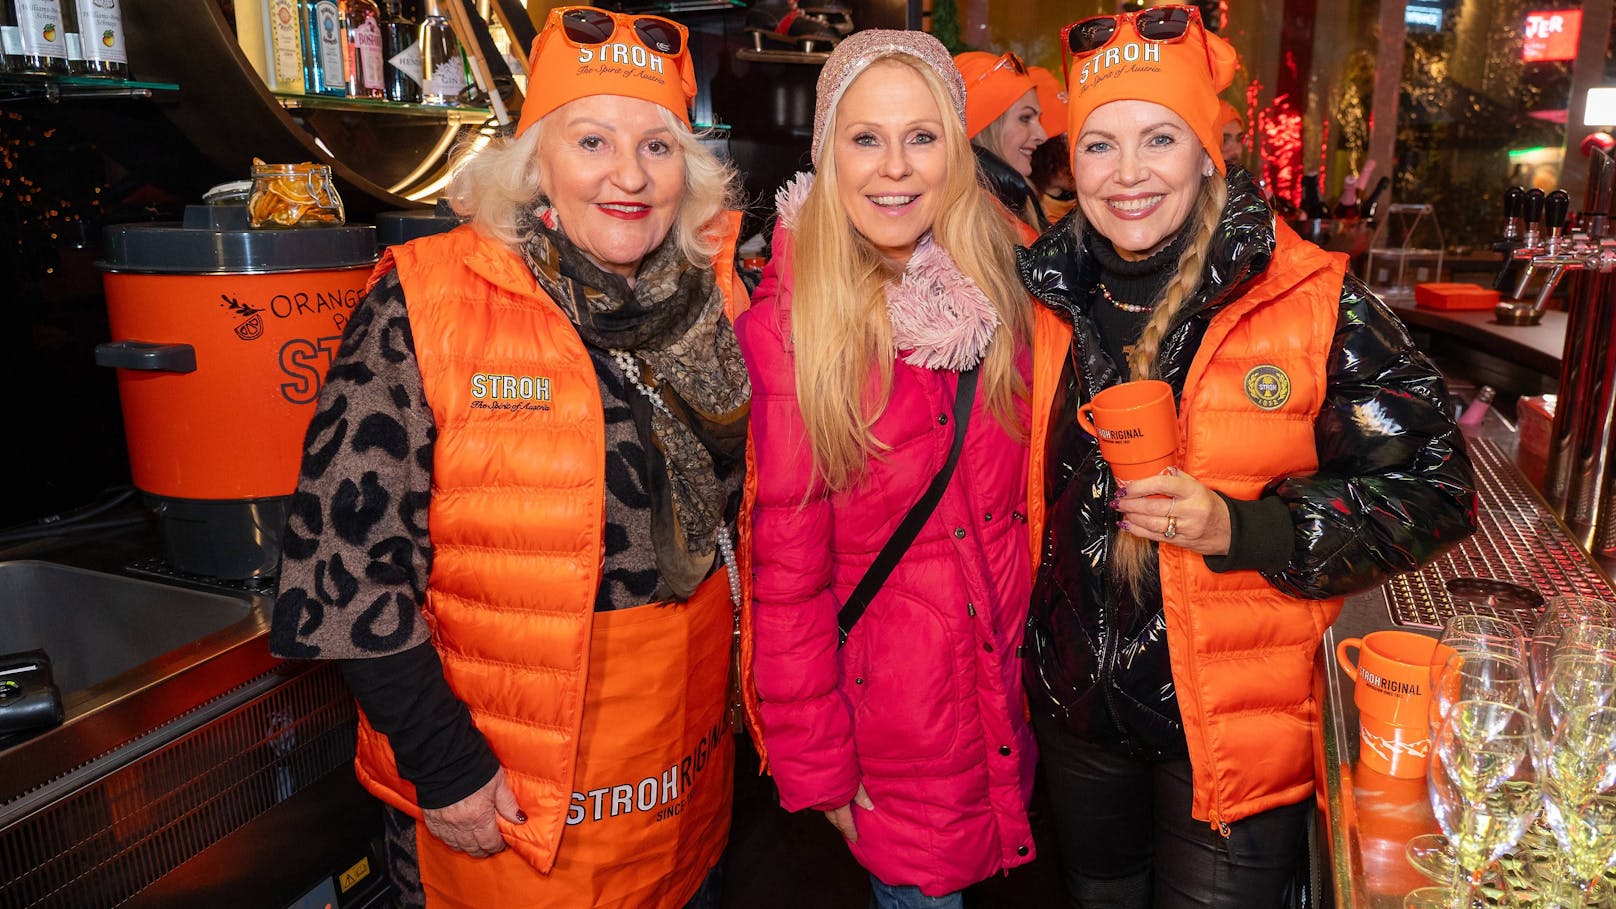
[1414,282,1500,311]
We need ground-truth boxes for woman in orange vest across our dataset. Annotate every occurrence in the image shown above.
[1017,6,1476,907]
[956,50,1049,231]
[738,30,1038,909]
[270,8,748,908]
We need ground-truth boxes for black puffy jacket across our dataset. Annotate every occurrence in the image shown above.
[1016,168,1478,753]
[975,145,1049,232]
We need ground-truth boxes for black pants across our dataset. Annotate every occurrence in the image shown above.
[1033,713,1310,909]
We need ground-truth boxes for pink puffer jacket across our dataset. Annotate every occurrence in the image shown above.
[735,228,1037,896]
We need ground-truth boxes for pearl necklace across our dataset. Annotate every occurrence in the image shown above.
[611,347,742,612]
[1096,281,1156,314]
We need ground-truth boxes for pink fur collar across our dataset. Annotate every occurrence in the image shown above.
[774,173,999,371]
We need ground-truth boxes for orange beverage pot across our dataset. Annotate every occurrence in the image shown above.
[97,206,377,578]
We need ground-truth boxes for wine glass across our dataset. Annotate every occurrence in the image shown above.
[1406,700,1540,909]
[1531,597,1616,687]
[1439,613,1528,665]
[1407,651,1532,883]
[1537,704,1616,908]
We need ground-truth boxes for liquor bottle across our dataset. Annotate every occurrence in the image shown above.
[417,0,464,105]
[300,0,347,95]
[267,0,304,91]
[343,0,384,98]
[380,0,420,103]
[1299,172,1329,220]
[235,0,274,85]
[1,0,18,73]
[72,0,127,78]
[1333,160,1375,221]
[59,0,80,73]
[11,0,70,74]
[1358,176,1391,224]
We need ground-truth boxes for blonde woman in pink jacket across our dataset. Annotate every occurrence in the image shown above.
[735,30,1037,909]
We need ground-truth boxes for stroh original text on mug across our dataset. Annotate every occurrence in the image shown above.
[1077,380,1180,483]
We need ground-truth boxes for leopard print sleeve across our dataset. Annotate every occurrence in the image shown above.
[270,269,436,660]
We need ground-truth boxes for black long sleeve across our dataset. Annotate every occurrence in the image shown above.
[339,643,501,809]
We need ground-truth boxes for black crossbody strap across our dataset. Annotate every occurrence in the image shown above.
[837,367,980,647]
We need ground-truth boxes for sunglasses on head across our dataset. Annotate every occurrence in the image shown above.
[1060,5,1209,84]
[970,51,1029,89]
[552,6,687,58]
[1063,5,1202,57]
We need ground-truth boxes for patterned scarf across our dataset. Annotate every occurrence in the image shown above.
[519,207,751,599]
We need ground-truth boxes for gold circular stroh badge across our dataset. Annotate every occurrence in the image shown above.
[1243,364,1291,410]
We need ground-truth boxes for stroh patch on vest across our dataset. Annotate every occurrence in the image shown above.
[1242,364,1291,410]
[471,372,554,411]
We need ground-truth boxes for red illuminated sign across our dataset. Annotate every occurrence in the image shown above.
[1522,10,1581,62]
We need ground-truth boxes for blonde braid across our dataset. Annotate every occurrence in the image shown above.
[1110,176,1229,598]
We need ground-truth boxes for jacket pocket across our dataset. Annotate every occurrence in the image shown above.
[844,594,960,764]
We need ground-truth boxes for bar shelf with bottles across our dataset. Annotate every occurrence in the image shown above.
[0,0,162,99]
[238,0,506,122]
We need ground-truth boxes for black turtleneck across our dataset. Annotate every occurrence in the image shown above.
[1084,226,1189,376]
[1084,225,1294,575]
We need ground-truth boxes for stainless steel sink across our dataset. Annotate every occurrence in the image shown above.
[1,560,257,697]
[0,559,276,810]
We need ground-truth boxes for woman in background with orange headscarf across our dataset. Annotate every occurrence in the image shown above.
[270,7,748,907]
[956,50,1049,232]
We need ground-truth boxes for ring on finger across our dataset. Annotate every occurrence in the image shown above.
[1166,497,1177,518]
[1164,515,1178,539]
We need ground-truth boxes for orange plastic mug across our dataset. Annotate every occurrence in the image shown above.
[1335,630,1453,778]
[1077,380,1180,483]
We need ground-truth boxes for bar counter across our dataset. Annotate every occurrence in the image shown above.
[1319,426,1616,907]
[1388,302,1566,397]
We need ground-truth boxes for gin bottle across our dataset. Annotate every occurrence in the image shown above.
[300,0,346,95]
[379,0,419,103]
[417,0,464,105]
[342,0,384,98]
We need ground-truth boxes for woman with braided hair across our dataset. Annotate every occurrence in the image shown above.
[1018,6,1476,906]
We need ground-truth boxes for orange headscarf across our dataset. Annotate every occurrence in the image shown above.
[1065,8,1240,172]
[1028,66,1069,139]
[515,6,698,137]
[955,51,1039,139]
[1217,99,1244,132]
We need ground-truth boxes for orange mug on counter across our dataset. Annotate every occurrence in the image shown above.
[1335,630,1455,778]
[1078,380,1180,483]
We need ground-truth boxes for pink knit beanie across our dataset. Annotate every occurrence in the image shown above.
[812,29,966,165]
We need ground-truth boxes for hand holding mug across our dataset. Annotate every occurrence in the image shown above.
[1114,470,1232,556]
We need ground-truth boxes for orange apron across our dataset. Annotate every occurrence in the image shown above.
[416,570,736,908]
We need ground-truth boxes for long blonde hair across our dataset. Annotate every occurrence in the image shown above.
[447,106,739,267]
[1104,175,1229,597]
[793,55,1031,492]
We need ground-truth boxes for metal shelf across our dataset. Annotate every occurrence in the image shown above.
[270,91,494,126]
[598,0,745,13]
[0,72,178,102]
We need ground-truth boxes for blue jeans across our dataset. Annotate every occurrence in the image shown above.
[682,865,722,909]
[868,875,963,909]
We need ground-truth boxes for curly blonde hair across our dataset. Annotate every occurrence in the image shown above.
[446,105,740,267]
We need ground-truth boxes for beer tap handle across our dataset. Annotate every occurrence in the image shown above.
[1526,188,1546,227]
[1546,190,1570,232]
[1503,185,1526,222]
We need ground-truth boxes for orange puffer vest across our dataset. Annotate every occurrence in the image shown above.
[1030,222,1346,829]
[351,217,742,873]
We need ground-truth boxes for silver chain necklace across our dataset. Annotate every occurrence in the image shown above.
[609,348,741,611]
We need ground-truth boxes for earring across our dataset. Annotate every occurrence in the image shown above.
[1203,163,1215,177]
